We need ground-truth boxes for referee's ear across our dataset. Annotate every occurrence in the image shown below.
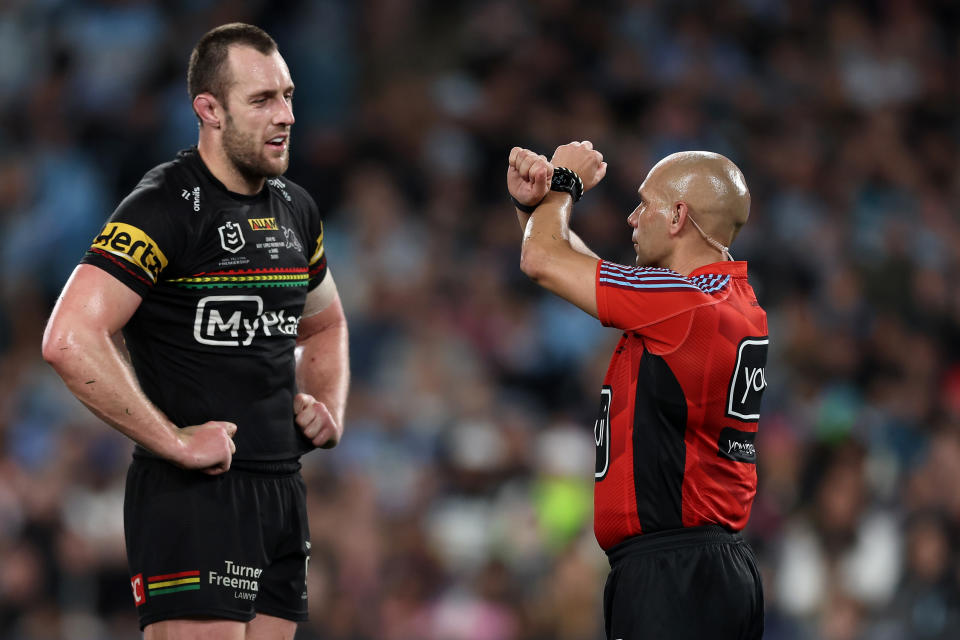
[193,93,222,129]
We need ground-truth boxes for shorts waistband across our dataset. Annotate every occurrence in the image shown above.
[606,525,743,567]
[132,451,301,476]
[228,458,302,475]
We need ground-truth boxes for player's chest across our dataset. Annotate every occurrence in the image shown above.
[182,199,308,277]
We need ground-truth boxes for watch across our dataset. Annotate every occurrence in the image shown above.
[550,166,584,202]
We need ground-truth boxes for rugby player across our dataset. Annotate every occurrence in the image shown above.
[42,23,349,640]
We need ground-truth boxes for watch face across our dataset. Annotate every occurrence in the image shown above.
[551,168,581,200]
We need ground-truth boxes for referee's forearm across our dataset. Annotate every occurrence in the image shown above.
[517,198,598,259]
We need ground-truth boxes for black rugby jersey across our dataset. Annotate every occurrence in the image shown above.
[81,147,328,462]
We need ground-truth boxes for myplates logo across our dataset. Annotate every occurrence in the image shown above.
[218,221,245,253]
[91,223,168,282]
[726,337,768,421]
[193,295,300,346]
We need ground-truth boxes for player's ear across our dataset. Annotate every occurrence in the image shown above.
[193,93,222,129]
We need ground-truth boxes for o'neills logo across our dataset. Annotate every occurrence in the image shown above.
[248,217,278,231]
[91,223,168,282]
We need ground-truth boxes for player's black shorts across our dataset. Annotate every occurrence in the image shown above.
[603,525,764,640]
[124,456,310,630]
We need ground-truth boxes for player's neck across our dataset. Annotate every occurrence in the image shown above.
[196,138,265,196]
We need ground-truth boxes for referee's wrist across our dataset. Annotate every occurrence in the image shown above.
[541,190,573,207]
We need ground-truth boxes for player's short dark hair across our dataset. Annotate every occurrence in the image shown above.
[187,23,277,108]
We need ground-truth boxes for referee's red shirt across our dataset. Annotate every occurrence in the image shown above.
[593,260,768,550]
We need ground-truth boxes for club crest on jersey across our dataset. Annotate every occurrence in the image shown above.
[726,337,769,421]
[218,220,246,253]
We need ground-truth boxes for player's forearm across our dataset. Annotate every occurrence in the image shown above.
[43,328,181,458]
[295,317,349,427]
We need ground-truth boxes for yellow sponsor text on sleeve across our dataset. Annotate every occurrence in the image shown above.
[91,222,169,282]
[308,222,324,266]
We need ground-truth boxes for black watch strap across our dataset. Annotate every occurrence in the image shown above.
[510,195,539,213]
[509,166,584,212]
[550,166,584,202]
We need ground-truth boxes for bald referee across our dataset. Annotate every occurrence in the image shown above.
[508,143,766,639]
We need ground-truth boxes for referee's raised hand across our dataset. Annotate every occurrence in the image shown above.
[508,147,553,208]
[551,141,607,192]
[172,421,237,475]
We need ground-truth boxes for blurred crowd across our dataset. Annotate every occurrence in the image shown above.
[1,0,960,638]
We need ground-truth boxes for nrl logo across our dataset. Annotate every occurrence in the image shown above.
[218,221,245,253]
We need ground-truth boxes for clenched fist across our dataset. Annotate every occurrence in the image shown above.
[551,141,607,193]
[508,147,554,208]
[172,420,237,476]
[294,392,342,449]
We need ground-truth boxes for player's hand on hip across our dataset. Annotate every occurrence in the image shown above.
[507,147,553,207]
[173,421,237,475]
[294,393,342,449]
[550,141,607,192]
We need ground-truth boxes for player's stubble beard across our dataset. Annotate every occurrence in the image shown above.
[222,111,289,183]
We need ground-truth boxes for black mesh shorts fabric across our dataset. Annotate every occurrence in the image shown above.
[124,457,310,630]
[603,525,764,640]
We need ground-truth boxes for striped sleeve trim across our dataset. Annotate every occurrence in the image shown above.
[598,262,699,291]
[690,273,731,294]
[598,262,731,295]
[308,255,327,277]
[88,248,154,288]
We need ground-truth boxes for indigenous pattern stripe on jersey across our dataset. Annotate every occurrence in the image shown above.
[80,147,328,462]
[593,259,768,550]
[168,268,310,289]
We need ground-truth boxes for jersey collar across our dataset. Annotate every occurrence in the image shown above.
[182,146,269,202]
[688,260,748,279]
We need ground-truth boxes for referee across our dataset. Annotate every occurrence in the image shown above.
[42,24,349,639]
[508,143,766,639]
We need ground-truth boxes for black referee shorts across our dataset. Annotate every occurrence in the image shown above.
[603,525,764,640]
[124,456,310,630]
